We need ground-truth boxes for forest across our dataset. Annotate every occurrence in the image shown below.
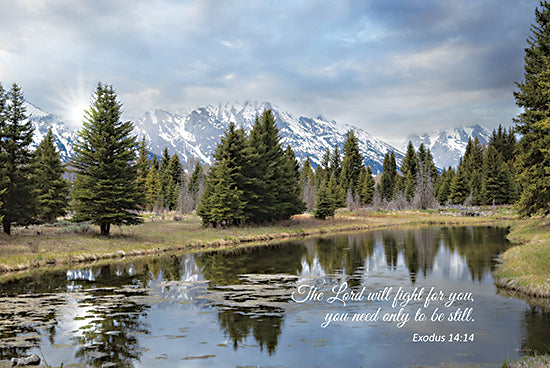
[1,0,549,235]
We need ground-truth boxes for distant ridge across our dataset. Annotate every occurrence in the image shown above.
[405,124,492,169]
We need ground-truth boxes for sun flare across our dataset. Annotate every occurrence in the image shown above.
[53,80,91,128]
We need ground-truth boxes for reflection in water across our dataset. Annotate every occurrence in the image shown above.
[71,288,150,367]
[1,226,550,367]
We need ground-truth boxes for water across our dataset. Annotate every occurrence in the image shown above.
[1,226,549,367]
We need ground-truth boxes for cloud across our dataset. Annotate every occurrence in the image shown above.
[0,0,541,141]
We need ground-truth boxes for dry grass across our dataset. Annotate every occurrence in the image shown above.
[501,355,550,368]
[0,209,510,274]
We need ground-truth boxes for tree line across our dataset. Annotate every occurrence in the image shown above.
[2,0,550,236]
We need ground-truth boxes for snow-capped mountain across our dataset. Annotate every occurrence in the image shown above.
[405,124,492,169]
[133,101,403,174]
[25,100,403,173]
[25,102,77,161]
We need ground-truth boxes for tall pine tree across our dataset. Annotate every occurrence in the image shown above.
[339,130,364,192]
[71,83,143,236]
[379,151,397,201]
[32,128,70,223]
[513,1,550,216]
[0,83,36,234]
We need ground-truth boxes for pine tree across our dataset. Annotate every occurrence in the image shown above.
[245,110,304,222]
[278,146,306,219]
[513,1,550,216]
[145,165,162,211]
[436,167,454,205]
[450,166,469,205]
[165,153,183,210]
[314,179,335,219]
[461,137,484,204]
[328,174,346,208]
[300,156,317,212]
[339,130,364,192]
[401,141,418,201]
[0,83,36,234]
[71,83,143,236]
[197,158,246,227]
[379,151,397,201]
[358,166,375,205]
[159,147,171,208]
[32,128,70,223]
[188,161,204,205]
[135,136,150,209]
[330,144,342,184]
[197,121,250,225]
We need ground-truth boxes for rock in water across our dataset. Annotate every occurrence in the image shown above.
[10,354,41,366]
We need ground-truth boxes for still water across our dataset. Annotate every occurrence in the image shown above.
[1,226,549,367]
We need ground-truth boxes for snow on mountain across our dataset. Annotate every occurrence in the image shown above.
[405,124,491,169]
[25,102,77,161]
[23,100,402,173]
[133,101,403,174]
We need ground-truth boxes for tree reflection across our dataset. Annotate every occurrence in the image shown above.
[521,304,550,355]
[72,290,150,367]
[442,226,509,281]
[196,242,307,286]
[218,307,283,355]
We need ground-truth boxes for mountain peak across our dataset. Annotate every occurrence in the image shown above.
[405,124,492,168]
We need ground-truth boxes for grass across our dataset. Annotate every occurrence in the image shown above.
[0,208,508,274]
[501,355,550,368]
[493,217,550,297]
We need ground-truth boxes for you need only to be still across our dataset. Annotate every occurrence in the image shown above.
[291,282,475,328]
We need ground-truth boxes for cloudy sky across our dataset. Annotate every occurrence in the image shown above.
[0,0,540,145]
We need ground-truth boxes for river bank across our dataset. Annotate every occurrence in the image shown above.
[493,217,550,298]
[0,208,509,275]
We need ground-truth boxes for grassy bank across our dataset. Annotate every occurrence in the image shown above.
[493,217,550,297]
[0,209,506,274]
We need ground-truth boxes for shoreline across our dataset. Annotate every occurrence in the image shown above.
[0,210,500,276]
[0,209,548,301]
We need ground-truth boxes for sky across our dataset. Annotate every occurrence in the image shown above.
[0,0,540,145]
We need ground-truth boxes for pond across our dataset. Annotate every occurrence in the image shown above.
[1,226,549,367]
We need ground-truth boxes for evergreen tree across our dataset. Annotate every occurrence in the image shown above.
[513,1,550,215]
[188,161,204,205]
[71,83,143,236]
[483,145,509,205]
[159,147,171,208]
[0,83,36,234]
[330,144,342,184]
[165,153,183,210]
[316,147,331,186]
[379,151,397,201]
[135,136,150,208]
[339,130,364,192]
[450,166,469,205]
[314,179,335,219]
[245,110,304,222]
[359,166,375,205]
[328,174,346,208]
[145,165,162,211]
[436,167,454,205]
[300,156,317,212]
[461,137,484,204]
[32,128,70,223]
[197,158,246,227]
[278,146,306,218]
[401,141,418,201]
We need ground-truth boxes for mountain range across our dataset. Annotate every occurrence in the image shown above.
[25,100,492,173]
[405,125,492,169]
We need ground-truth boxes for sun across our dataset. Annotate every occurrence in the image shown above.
[53,79,92,128]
